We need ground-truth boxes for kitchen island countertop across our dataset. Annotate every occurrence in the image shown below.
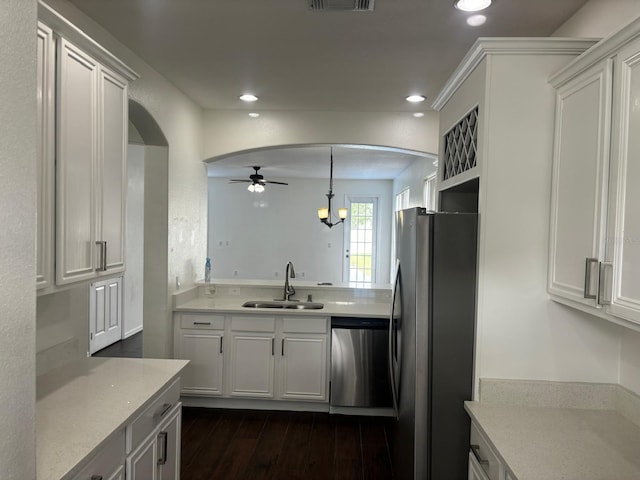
[465,400,640,480]
[37,357,188,480]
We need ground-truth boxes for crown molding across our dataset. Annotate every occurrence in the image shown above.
[550,15,640,87]
[432,37,598,111]
[38,1,139,81]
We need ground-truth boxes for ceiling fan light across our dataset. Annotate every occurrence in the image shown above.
[338,208,348,220]
[254,184,265,193]
[318,207,329,220]
[247,184,255,192]
[455,0,491,12]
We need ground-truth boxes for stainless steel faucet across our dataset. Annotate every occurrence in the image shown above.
[283,261,296,301]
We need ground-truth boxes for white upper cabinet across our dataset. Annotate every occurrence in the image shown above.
[549,18,640,329]
[548,59,613,306]
[99,66,128,273]
[607,37,640,323]
[37,4,138,292]
[36,23,55,290]
[56,38,100,285]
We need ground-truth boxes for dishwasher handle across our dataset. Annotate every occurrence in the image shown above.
[331,316,388,329]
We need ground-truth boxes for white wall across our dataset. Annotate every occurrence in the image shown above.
[553,0,640,37]
[0,1,37,477]
[392,155,438,207]
[203,110,440,160]
[124,145,144,337]
[208,177,393,285]
[37,0,206,360]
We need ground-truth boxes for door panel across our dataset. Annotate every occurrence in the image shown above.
[90,276,123,354]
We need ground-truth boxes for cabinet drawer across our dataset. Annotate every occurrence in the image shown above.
[126,377,180,454]
[181,314,224,330]
[470,423,502,480]
[231,315,275,332]
[283,317,328,334]
[71,428,125,480]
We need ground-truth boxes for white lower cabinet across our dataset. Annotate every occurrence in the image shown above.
[126,379,182,480]
[469,422,514,480]
[127,405,181,480]
[175,314,225,396]
[279,318,329,401]
[175,313,330,403]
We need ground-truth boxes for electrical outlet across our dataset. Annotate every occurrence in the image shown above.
[234,270,239,276]
[299,271,305,278]
[275,271,279,277]
[229,287,240,296]
[205,286,216,297]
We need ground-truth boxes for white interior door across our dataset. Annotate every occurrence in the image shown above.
[90,276,123,354]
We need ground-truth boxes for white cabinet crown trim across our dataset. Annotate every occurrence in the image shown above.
[551,15,640,87]
[38,1,139,81]
[432,38,598,111]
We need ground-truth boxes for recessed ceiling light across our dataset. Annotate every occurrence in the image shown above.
[248,112,260,118]
[413,112,425,118]
[466,14,487,26]
[406,95,426,103]
[239,94,259,102]
[455,0,491,12]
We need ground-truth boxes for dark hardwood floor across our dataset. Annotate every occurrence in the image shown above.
[180,408,394,480]
[92,331,143,358]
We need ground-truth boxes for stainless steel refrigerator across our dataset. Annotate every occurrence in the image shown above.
[389,208,478,480]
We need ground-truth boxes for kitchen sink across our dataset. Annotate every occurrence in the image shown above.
[242,300,324,310]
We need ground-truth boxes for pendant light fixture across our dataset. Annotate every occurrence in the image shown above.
[318,148,348,228]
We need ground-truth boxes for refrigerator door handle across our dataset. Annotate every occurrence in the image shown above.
[388,259,400,418]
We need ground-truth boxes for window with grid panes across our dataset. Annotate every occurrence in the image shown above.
[345,198,377,287]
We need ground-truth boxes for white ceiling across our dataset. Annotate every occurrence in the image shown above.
[68,0,588,112]
[68,0,588,181]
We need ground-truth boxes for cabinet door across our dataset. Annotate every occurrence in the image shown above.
[548,59,612,305]
[229,333,275,398]
[607,38,640,323]
[157,407,181,480]
[279,334,328,401]
[177,330,224,395]
[56,38,99,285]
[126,435,158,480]
[36,23,55,290]
[99,66,128,274]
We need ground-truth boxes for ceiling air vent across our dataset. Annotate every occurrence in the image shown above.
[308,0,375,11]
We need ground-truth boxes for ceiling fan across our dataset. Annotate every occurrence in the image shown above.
[229,166,288,192]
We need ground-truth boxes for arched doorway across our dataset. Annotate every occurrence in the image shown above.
[126,100,169,358]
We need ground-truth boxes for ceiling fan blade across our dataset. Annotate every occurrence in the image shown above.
[229,179,251,183]
[265,180,289,185]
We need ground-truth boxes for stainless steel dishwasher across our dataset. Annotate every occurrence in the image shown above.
[330,316,393,409]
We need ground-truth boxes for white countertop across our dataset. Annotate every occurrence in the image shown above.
[465,401,640,480]
[175,296,391,318]
[36,357,188,480]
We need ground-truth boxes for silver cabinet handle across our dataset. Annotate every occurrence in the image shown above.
[95,241,107,272]
[470,444,490,467]
[584,257,598,299]
[193,321,211,326]
[271,337,275,356]
[154,402,172,419]
[219,336,223,354]
[281,338,285,356]
[157,431,168,465]
[597,262,613,306]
